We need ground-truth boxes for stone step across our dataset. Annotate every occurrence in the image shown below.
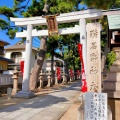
[102,90,120,98]
[110,65,120,72]
[102,81,120,91]
[107,72,120,81]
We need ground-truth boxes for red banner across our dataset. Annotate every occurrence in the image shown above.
[20,61,24,77]
[77,70,81,76]
[77,70,81,79]
[69,69,74,78]
[77,43,87,92]
[56,67,61,80]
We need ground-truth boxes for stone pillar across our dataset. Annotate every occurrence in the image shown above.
[51,70,55,85]
[55,71,58,85]
[47,75,51,87]
[15,24,34,98]
[103,47,120,120]
[70,77,73,82]
[47,71,52,87]
[12,67,19,95]
[7,88,12,100]
[62,73,67,84]
[38,70,45,89]
[22,24,33,92]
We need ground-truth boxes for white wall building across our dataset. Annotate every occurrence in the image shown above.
[4,42,39,71]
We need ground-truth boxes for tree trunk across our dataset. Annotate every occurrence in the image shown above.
[51,48,54,85]
[29,37,47,91]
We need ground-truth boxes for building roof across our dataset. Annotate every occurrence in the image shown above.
[5,42,38,51]
[46,57,63,63]
[0,39,10,46]
[0,56,14,63]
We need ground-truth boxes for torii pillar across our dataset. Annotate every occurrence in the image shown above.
[15,24,35,98]
[79,18,87,78]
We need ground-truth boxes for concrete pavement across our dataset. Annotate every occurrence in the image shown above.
[0,81,81,120]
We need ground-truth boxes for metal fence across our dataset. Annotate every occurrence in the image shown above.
[0,74,22,86]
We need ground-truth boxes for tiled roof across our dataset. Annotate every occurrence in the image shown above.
[46,57,63,62]
[0,39,10,46]
[5,44,26,50]
[0,56,14,63]
[5,42,38,51]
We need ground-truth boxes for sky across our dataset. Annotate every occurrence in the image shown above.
[0,0,87,48]
[0,0,18,47]
[0,0,40,48]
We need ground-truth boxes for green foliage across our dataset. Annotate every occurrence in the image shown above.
[7,28,18,39]
[13,0,30,13]
[50,1,76,14]
[0,19,9,30]
[106,51,116,70]
[45,53,51,59]
[0,4,18,39]
[83,0,120,9]
[22,0,45,17]
[0,6,14,17]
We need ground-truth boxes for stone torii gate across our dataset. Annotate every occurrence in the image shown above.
[10,9,103,98]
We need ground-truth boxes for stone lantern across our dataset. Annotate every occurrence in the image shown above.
[102,27,120,119]
[46,71,52,87]
[62,72,67,84]
[38,70,45,89]
[12,66,19,95]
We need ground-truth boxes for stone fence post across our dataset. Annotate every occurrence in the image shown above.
[55,71,58,85]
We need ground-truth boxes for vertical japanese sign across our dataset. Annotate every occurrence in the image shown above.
[87,23,101,92]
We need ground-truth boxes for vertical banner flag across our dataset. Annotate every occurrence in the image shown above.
[77,70,81,79]
[69,69,74,78]
[77,43,87,92]
[56,67,61,80]
[20,61,24,77]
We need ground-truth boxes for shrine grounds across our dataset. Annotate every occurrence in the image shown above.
[0,80,81,120]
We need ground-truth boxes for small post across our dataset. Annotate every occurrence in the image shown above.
[55,70,58,85]
[12,67,19,95]
[62,72,67,84]
[69,69,74,82]
[70,77,73,82]
[7,88,12,100]
[47,71,52,87]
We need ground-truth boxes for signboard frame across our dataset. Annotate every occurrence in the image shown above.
[84,92,107,120]
[108,15,120,30]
